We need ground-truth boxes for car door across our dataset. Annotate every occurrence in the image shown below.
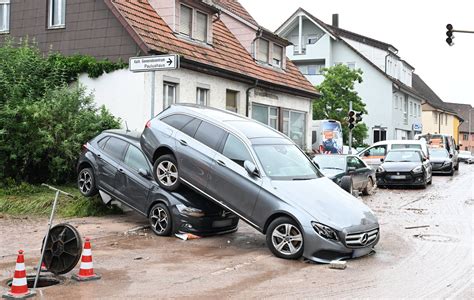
[175,119,226,192]
[208,133,262,217]
[96,137,128,193]
[115,143,154,213]
[347,156,364,189]
[354,156,372,189]
[359,144,388,168]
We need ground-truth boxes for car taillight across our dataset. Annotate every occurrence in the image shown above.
[145,120,151,128]
[81,143,88,153]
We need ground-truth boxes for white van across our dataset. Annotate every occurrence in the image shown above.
[358,140,429,168]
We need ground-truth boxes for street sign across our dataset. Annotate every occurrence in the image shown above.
[129,54,180,72]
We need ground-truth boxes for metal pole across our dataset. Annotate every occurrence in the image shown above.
[349,101,353,154]
[469,109,472,152]
[150,71,156,119]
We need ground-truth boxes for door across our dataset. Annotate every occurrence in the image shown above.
[115,144,154,213]
[359,144,388,168]
[175,120,225,191]
[347,156,371,190]
[97,137,128,193]
[208,133,262,217]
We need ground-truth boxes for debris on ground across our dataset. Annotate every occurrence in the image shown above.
[405,225,430,230]
[175,233,202,241]
[329,260,347,270]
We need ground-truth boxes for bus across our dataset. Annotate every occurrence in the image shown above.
[311,120,343,154]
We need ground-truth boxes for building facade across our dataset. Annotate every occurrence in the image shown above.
[276,9,424,144]
[445,102,473,151]
[0,0,318,150]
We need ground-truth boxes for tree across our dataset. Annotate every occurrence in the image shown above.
[314,64,368,147]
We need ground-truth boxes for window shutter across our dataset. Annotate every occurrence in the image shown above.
[195,11,208,42]
[180,5,192,36]
[272,44,283,67]
[257,39,269,63]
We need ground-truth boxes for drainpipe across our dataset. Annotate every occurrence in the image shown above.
[246,80,259,117]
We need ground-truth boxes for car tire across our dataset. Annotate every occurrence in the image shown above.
[454,163,459,171]
[149,203,173,236]
[340,176,353,194]
[153,154,181,191]
[362,177,374,196]
[77,167,98,197]
[449,167,454,176]
[266,217,304,260]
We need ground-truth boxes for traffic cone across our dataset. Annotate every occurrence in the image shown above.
[2,250,36,299]
[71,238,101,281]
[33,261,48,273]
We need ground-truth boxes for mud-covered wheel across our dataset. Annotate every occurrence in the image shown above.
[362,177,374,196]
[340,176,353,194]
[42,223,82,275]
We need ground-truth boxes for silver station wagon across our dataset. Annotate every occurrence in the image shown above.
[141,104,379,262]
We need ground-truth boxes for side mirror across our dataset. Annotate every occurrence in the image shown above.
[244,160,260,177]
[138,168,151,179]
[364,152,370,157]
[380,158,384,162]
[347,166,356,174]
[423,157,427,162]
[449,154,453,158]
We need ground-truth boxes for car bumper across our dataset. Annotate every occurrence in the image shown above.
[172,207,239,236]
[302,225,380,263]
[431,163,452,173]
[376,172,426,186]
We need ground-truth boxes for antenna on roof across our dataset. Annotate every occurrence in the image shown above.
[125,121,130,133]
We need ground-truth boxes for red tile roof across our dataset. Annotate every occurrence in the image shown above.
[105,0,317,97]
[212,0,258,26]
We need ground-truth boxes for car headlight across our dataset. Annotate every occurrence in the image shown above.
[311,222,339,241]
[412,166,423,173]
[376,166,385,173]
[176,204,205,217]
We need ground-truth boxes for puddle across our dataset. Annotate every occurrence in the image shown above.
[413,234,457,243]
[6,275,61,289]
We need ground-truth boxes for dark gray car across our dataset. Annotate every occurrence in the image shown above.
[141,104,379,262]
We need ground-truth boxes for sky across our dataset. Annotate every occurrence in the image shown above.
[239,0,474,106]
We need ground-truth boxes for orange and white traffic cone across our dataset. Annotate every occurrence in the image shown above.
[71,238,101,281]
[2,250,36,299]
[34,261,48,273]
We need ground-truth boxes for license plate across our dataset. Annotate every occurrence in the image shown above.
[212,219,233,228]
[391,175,406,179]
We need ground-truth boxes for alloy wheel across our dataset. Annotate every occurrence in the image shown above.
[156,161,178,187]
[78,170,92,194]
[271,224,303,256]
[150,207,169,234]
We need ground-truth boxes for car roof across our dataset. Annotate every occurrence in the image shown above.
[167,104,289,143]
[388,148,423,152]
[376,140,426,145]
[103,129,141,147]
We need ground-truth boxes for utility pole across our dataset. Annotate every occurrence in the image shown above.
[348,101,353,154]
[469,108,472,152]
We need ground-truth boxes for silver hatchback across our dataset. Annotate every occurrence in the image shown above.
[141,104,379,262]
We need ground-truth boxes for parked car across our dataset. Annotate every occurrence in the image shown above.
[376,149,432,188]
[312,155,375,195]
[358,140,430,168]
[458,150,473,164]
[141,104,379,262]
[416,133,459,170]
[77,130,239,236]
[429,148,457,175]
[342,145,358,155]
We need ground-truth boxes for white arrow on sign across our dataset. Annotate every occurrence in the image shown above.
[129,54,180,72]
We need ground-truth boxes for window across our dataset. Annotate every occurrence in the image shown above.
[373,130,387,143]
[194,121,226,151]
[409,102,413,116]
[307,35,320,44]
[298,63,324,75]
[282,109,306,148]
[226,90,238,113]
[347,62,356,70]
[179,4,192,36]
[432,112,438,124]
[97,137,109,149]
[124,145,150,172]
[252,104,278,130]
[363,145,387,157]
[257,39,269,63]
[403,96,408,124]
[0,0,10,33]
[347,156,365,169]
[463,134,469,140]
[196,88,208,106]
[102,137,128,161]
[163,82,177,109]
[394,95,398,109]
[222,134,253,167]
[161,114,193,130]
[272,44,283,67]
[180,118,201,137]
[49,0,66,28]
[445,114,448,125]
[195,11,208,42]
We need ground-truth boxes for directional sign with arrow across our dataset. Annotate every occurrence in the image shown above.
[129,54,180,72]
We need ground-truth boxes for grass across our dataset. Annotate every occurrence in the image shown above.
[0,182,122,218]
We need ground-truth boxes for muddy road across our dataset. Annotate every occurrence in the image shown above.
[1,165,473,299]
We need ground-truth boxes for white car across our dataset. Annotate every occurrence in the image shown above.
[458,150,473,164]
[358,140,430,168]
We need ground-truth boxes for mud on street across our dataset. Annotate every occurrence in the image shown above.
[1,165,473,299]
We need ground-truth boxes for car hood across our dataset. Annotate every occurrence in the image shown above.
[430,157,450,163]
[319,168,345,179]
[381,162,419,172]
[269,177,378,229]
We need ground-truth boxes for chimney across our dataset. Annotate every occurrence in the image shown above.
[332,14,339,28]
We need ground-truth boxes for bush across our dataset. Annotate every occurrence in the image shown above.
[0,40,121,183]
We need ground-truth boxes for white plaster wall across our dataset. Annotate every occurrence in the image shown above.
[343,38,387,71]
[391,92,422,139]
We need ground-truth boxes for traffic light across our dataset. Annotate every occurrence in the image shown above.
[446,24,454,46]
[348,110,356,130]
[355,111,363,123]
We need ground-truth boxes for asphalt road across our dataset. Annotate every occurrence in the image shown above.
[1,164,473,299]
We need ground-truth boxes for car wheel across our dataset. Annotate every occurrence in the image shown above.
[454,163,459,171]
[427,175,432,185]
[362,177,374,196]
[266,217,304,260]
[153,154,181,191]
[77,167,98,197]
[149,203,173,236]
[340,176,353,194]
[449,167,454,176]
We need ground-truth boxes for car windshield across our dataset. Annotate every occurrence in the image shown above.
[430,148,449,158]
[312,155,346,170]
[391,144,422,150]
[253,144,322,180]
[385,151,421,162]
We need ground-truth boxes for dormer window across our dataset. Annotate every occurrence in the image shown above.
[257,39,269,63]
[272,44,283,67]
[179,4,209,43]
[256,38,285,69]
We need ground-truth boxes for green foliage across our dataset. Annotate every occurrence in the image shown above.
[0,184,122,217]
[0,40,121,183]
[314,64,369,147]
